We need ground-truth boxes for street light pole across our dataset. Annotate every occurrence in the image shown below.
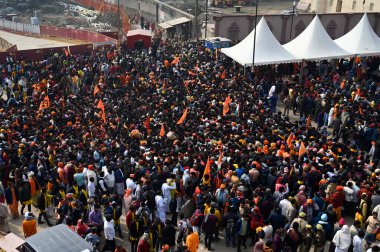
[252,0,259,72]
[289,1,296,41]
[187,9,192,39]
[195,0,199,42]
[205,0,208,39]
[117,0,121,43]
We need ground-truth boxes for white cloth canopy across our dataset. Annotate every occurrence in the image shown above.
[221,17,297,66]
[335,13,380,56]
[284,16,353,61]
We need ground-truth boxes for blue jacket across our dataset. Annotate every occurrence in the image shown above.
[236,218,250,235]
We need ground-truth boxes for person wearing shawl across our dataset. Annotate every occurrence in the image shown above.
[76,219,89,238]
[332,225,351,252]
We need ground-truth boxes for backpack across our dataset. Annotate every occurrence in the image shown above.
[190,209,203,226]
[226,218,236,234]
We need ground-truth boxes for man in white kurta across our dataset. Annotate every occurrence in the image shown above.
[161,180,176,212]
[155,193,165,223]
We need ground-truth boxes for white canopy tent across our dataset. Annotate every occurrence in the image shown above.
[335,13,380,56]
[283,16,354,61]
[221,17,298,66]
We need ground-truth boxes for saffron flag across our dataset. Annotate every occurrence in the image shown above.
[217,151,223,169]
[144,117,150,131]
[176,108,188,125]
[221,69,226,79]
[222,96,231,116]
[94,85,100,96]
[287,133,295,149]
[306,115,311,130]
[359,105,363,115]
[159,124,165,137]
[97,99,106,123]
[39,96,50,111]
[203,156,211,179]
[97,99,105,111]
[299,141,307,158]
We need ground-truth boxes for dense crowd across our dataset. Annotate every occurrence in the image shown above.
[0,35,379,252]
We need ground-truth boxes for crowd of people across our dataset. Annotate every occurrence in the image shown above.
[0,34,379,252]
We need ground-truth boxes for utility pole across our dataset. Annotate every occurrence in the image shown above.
[117,0,121,44]
[205,0,208,39]
[289,1,296,41]
[195,0,198,42]
[252,0,258,71]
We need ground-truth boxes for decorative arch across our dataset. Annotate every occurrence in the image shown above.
[326,19,337,39]
[295,20,306,37]
[228,22,240,41]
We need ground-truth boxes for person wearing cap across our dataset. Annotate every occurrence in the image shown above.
[299,224,314,252]
[291,212,308,236]
[299,198,319,223]
[22,212,37,238]
[314,224,326,252]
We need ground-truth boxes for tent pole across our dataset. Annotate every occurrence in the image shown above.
[252,0,259,74]
[244,64,246,76]
[300,60,304,84]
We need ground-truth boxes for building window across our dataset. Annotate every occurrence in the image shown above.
[330,0,334,6]
[352,0,357,10]
[370,3,374,11]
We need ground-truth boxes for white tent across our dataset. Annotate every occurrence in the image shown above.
[335,13,380,56]
[283,16,353,61]
[221,17,298,66]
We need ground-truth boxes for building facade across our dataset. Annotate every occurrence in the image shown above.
[213,12,380,43]
[300,0,380,13]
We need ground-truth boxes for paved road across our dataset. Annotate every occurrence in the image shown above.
[0,30,76,50]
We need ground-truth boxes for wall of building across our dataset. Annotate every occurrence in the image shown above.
[301,0,380,13]
[214,12,380,43]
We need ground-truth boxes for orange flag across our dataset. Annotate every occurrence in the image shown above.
[203,156,211,179]
[287,133,294,149]
[39,96,50,111]
[97,99,106,123]
[221,69,226,79]
[306,115,311,130]
[359,105,363,115]
[97,99,105,111]
[159,124,165,137]
[223,96,231,116]
[144,117,150,131]
[217,151,223,169]
[15,118,20,127]
[94,85,100,96]
[176,108,188,125]
[299,141,307,158]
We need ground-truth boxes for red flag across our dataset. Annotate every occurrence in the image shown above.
[223,96,231,116]
[39,96,50,111]
[299,141,307,158]
[94,85,100,96]
[159,124,165,137]
[176,108,188,125]
[144,117,150,131]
